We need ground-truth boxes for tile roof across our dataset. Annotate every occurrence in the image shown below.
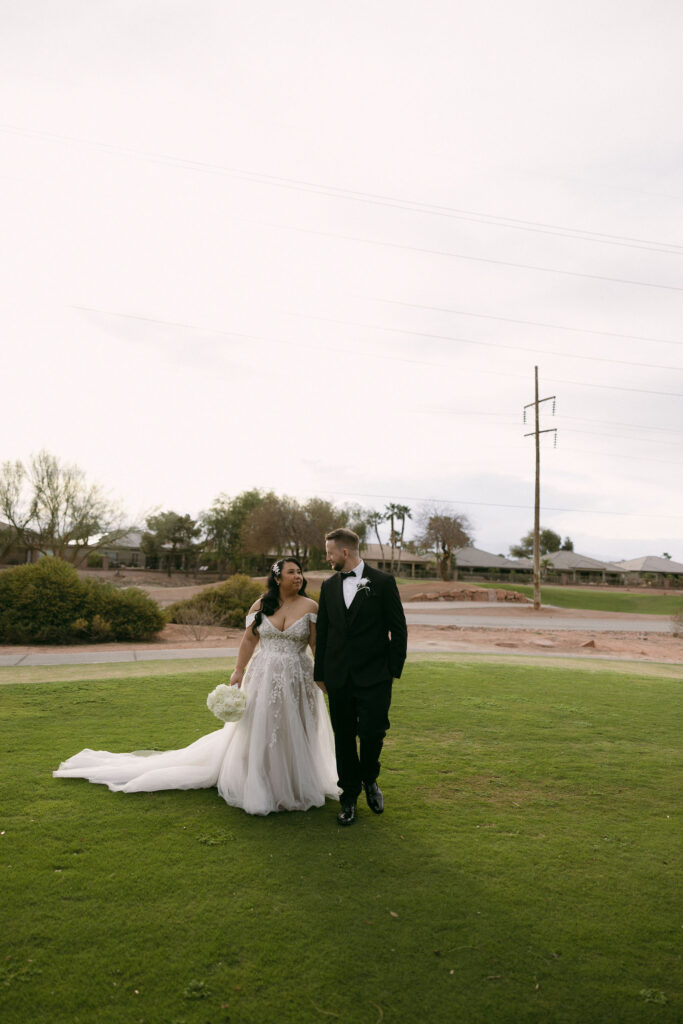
[615,555,683,573]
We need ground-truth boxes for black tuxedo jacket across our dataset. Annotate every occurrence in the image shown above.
[313,564,407,691]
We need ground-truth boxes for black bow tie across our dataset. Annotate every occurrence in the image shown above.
[340,571,357,580]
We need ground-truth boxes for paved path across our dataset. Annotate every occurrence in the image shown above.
[0,604,673,667]
[0,647,241,668]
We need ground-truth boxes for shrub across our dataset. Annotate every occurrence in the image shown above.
[671,607,683,638]
[0,558,85,644]
[81,580,165,641]
[167,574,262,629]
[0,557,165,644]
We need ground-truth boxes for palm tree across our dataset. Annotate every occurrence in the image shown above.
[366,510,387,567]
[394,504,412,576]
[384,503,404,574]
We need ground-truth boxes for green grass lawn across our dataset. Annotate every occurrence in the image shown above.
[2,660,681,1024]
[476,583,683,615]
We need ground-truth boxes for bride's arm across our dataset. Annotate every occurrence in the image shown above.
[230,602,261,687]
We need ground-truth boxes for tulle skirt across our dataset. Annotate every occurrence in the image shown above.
[53,647,339,815]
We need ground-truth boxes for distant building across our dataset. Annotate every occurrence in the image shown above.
[542,550,625,584]
[615,555,683,583]
[361,543,435,577]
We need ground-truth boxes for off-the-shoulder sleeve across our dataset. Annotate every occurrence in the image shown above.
[246,612,256,627]
[309,612,317,623]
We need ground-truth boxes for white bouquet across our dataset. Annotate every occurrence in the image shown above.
[207,683,247,723]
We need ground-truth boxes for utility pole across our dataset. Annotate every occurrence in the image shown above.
[523,366,557,610]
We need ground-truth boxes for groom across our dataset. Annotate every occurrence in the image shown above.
[314,528,407,826]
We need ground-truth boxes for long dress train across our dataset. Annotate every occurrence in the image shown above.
[53,612,339,815]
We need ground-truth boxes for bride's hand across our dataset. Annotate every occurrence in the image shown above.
[230,670,243,688]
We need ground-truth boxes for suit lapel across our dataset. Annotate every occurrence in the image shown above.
[346,565,373,627]
[330,571,347,626]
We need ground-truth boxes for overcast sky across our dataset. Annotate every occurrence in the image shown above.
[2,1,681,560]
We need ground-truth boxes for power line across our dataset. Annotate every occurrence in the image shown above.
[418,408,683,437]
[71,304,683,398]
[70,304,513,376]
[316,489,681,520]
[562,429,683,448]
[554,446,683,467]
[287,311,683,373]
[3,121,683,256]
[367,297,683,349]
[258,220,683,292]
[557,414,683,436]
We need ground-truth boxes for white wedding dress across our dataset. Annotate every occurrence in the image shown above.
[53,611,339,815]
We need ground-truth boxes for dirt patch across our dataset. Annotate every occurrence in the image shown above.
[406,588,529,603]
[2,622,681,664]
[407,623,683,663]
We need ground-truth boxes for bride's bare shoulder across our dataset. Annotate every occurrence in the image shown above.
[302,596,318,611]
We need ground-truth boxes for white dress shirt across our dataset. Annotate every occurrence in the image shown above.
[342,560,365,609]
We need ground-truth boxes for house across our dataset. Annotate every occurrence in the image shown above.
[615,555,683,584]
[98,530,148,568]
[542,550,625,584]
[361,542,435,578]
[452,546,532,579]
[0,520,40,564]
[361,543,534,580]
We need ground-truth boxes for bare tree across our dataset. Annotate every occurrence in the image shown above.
[0,450,127,565]
[418,503,473,581]
[172,602,224,641]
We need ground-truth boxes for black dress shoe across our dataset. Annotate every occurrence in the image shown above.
[337,802,356,826]
[363,782,384,814]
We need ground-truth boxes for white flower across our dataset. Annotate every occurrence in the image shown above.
[271,561,281,576]
[207,683,247,723]
[356,577,371,592]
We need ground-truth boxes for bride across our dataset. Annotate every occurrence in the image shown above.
[53,558,339,815]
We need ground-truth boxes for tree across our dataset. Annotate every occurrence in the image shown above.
[366,510,387,564]
[393,504,412,575]
[418,504,473,581]
[200,490,264,575]
[241,493,290,563]
[339,504,371,546]
[0,450,127,565]
[509,528,562,559]
[384,503,402,573]
[560,537,574,551]
[298,497,341,568]
[662,552,672,560]
[141,511,201,576]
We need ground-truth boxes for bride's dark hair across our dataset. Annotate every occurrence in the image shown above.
[252,557,308,635]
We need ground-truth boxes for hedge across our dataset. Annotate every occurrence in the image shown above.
[0,558,165,644]
[166,574,263,628]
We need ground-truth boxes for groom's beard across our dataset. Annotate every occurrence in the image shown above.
[331,560,345,572]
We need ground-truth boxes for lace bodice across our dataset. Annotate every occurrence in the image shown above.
[246,611,316,653]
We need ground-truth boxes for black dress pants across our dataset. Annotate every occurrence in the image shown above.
[327,675,392,803]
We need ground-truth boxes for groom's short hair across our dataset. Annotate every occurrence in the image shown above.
[325,527,360,551]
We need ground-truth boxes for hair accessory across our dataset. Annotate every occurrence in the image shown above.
[271,561,281,577]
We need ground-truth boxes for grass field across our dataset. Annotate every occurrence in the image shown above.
[2,659,681,1023]
[475,583,683,616]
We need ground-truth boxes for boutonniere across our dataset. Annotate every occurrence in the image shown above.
[356,578,372,596]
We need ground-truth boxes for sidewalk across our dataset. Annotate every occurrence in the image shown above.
[0,646,241,668]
